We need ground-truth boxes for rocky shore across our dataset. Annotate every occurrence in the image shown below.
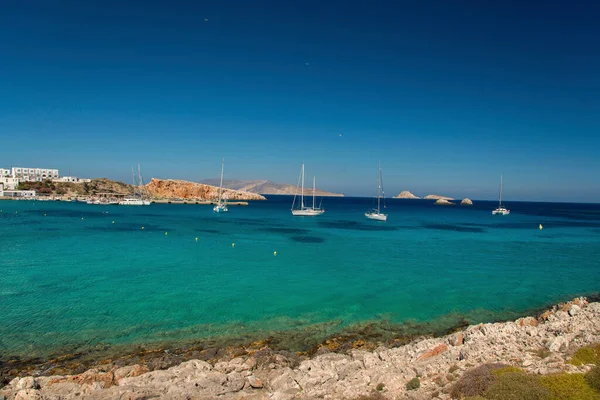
[2,297,600,399]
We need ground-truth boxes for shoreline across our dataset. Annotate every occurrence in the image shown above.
[3,293,599,396]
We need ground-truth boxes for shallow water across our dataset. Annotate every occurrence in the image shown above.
[1,197,599,359]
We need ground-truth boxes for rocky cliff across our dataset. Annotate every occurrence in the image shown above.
[3,298,599,400]
[145,179,266,201]
[395,191,420,199]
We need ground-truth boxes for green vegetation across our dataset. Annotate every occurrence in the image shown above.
[569,345,600,366]
[375,383,384,391]
[586,365,600,392]
[540,372,600,400]
[405,377,420,390]
[534,348,552,359]
[17,180,56,194]
[484,371,551,400]
[451,360,600,400]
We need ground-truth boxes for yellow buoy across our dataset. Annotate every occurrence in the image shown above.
[112,221,115,224]
[165,232,168,235]
[81,217,84,220]
[195,237,198,241]
[232,243,235,247]
[539,224,543,230]
[274,251,277,256]
[44,214,46,216]
[142,226,145,230]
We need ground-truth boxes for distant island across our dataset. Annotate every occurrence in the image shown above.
[394,191,420,199]
[424,194,455,200]
[200,179,344,197]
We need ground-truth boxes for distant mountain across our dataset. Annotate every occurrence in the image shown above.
[200,179,344,197]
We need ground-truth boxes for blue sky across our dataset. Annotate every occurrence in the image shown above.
[1,1,598,201]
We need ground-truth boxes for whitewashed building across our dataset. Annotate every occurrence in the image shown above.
[0,176,20,190]
[52,176,91,183]
[11,167,59,182]
[0,169,10,177]
[1,190,36,198]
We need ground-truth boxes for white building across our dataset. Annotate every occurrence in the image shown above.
[0,176,20,190]
[1,190,36,198]
[52,176,91,183]
[0,169,10,177]
[11,167,59,182]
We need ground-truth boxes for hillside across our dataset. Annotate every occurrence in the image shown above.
[146,179,265,200]
[201,178,343,197]
[18,178,133,197]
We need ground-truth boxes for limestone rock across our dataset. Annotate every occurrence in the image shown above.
[145,178,266,201]
[417,344,448,361]
[395,191,420,199]
[460,198,473,206]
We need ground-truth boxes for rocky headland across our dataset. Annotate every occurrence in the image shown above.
[394,191,420,199]
[145,179,266,201]
[3,297,600,400]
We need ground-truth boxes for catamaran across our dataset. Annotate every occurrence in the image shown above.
[365,161,387,221]
[213,158,228,213]
[119,165,151,206]
[492,174,510,215]
[291,164,324,216]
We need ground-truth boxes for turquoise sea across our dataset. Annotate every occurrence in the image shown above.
[1,197,600,360]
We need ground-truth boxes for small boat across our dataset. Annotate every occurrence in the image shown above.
[291,164,324,216]
[213,158,228,213]
[119,165,151,206]
[365,161,387,221]
[492,175,510,215]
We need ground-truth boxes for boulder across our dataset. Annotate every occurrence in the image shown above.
[417,344,448,361]
[460,198,473,206]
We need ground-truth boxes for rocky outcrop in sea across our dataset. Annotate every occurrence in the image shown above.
[3,298,599,400]
[424,195,455,200]
[395,191,420,199]
[460,198,473,206]
[435,198,455,206]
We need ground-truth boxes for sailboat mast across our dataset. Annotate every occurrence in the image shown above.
[131,167,136,197]
[499,174,503,207]
[377,161,381,213]
[312,176,316,209]
[138,164,144,199]
[218,158,224,202]
[301,164,305,208]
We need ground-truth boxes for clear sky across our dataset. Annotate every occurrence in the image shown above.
[1,1,599,201]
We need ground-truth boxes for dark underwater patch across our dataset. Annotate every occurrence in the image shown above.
[423,224,485,233]
[194,229,221,234]
[88,223,170,232]
[290,235,325,243]
[262,227,310,235]
[319,220,398,231]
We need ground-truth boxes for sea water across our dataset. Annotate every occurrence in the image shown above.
[1,197,599,359]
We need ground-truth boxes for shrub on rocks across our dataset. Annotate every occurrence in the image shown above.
[449,363,507,398]
[484,372,551,400]
[585,365,600,392]
[540,372,600,400]
[406,377,420,390]
[569,344,600,366]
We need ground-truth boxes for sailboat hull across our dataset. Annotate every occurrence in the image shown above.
[119,199,151,206]
[365,212,387,221]
[492,208,510,215]
[292,208,324,216]
[213,203,228,213]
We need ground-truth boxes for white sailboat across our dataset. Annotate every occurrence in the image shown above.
[365,161,388,221]
[213,158,228,213]
[291,164,324,216]
[492,174,510,215]
[119,165,151,206]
